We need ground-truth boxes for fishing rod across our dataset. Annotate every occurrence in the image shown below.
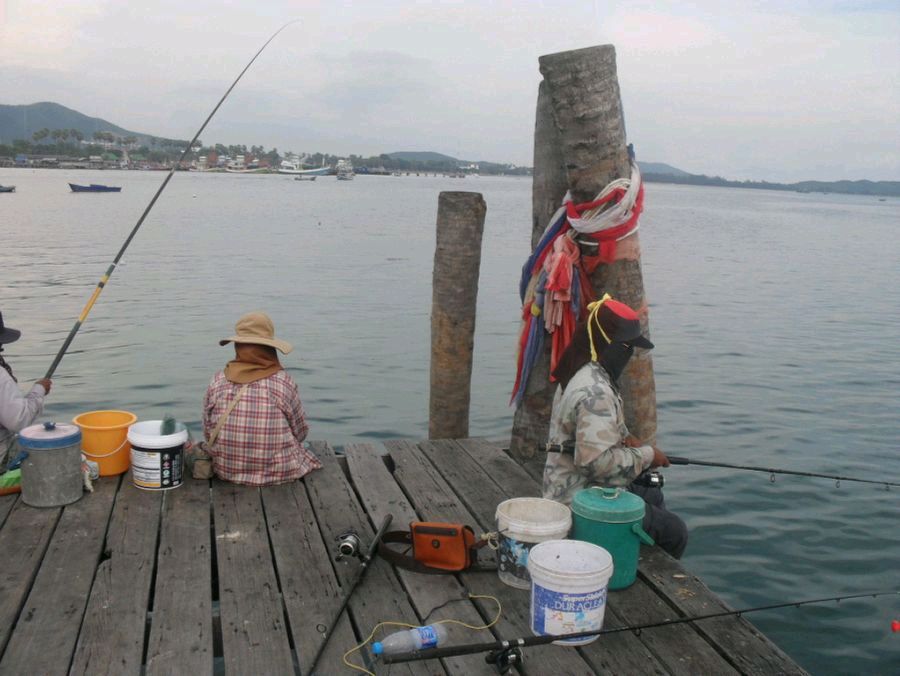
[44,20,299,380]
[541,444,899,488]
[309,513,393,675]
[382,590,900,670]
[666,456,900,488]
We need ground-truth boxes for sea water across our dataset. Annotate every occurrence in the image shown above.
[1,168,897,672]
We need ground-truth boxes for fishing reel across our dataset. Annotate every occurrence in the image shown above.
[335,529,363,561]
[485,645,524,674]
[632,470,665,489]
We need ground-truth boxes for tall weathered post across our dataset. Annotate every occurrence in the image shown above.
[429,191,487,439]
[509,45,657,471]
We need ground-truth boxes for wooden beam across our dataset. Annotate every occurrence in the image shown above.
[429,191,486,440]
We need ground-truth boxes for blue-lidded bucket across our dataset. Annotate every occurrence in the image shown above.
[18,421,83,508]
[571,487,654,590]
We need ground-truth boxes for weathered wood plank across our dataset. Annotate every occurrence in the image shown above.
[639,546,806,675]
[261,480,355,675]
[0,501,60,658]
[0,494,16,530]
[212,483,294,675]
[385,439,605,676]
[304,441,438,676]
[69,482,163,675]
[344,442,497,676]
[414,439,669,675]
[457,438,542,498]
[144,479,213,676]
[0,478,118,675]
[611,574,738,675]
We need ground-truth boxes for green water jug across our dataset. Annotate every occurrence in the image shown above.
[571,487,654,590]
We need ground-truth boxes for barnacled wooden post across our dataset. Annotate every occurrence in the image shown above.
[509,45,657,469]
[429,191,487,439]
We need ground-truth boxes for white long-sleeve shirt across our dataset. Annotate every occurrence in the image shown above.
[0,369,46,465]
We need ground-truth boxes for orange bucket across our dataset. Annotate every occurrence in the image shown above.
[73,410,137,476]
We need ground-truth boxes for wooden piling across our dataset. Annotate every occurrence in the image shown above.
[429,191,486,440]
[509,45,658,467]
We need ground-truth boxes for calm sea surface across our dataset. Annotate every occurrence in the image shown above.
[2,168,898,672]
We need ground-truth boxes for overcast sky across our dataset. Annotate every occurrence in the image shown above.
[1,1,897,181]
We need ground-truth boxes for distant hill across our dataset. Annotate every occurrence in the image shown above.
[643,170,900,197]
[640,162,691,177]
[0,101,176,145]
[388,151,460,164]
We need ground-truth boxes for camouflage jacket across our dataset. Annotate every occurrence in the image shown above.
[542,362,655,505]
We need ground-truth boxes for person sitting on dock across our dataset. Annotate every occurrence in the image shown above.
[202,311,321,486]
[542,295,688,559]
[0,312,52,467]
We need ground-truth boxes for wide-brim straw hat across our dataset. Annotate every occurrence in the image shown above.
[219,311,293,354]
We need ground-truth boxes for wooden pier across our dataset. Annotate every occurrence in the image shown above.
[0,439,805,675]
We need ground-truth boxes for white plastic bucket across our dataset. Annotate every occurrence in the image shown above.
[527,539,614,645]
[495,497,572,589]
[127,421,188,491]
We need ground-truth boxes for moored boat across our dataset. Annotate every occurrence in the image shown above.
[279,159,330,176]
[294,175,317,181]
[0,185,15,193]
[336,159,354,181]
[69,183,122,193]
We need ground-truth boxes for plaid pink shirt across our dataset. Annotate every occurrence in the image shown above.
[202,370,321,486]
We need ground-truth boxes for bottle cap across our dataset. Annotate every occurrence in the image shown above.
[372,641,384,655]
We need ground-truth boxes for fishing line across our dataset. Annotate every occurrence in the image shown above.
[666,456,900,488]
[44,20,299,379]
[381,589,899,665]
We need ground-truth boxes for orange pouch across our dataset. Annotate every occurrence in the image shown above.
[410,522,478,572]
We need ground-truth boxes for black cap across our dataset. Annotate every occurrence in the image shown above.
[0,312,21,345]
[596,299,654,349]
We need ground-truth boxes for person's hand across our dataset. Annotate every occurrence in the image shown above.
[36,378,52,394]
[623,435,642,447]
[650,446,670,468]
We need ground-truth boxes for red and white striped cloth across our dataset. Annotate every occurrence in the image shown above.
[202,370,321,486]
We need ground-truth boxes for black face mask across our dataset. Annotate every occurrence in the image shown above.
[600,342,634,384]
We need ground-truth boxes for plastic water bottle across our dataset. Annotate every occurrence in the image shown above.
[371,624,449,656]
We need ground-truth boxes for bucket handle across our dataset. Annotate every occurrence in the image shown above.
[590,486,622,499]
[82,438,129,459]
[631,522,655,546]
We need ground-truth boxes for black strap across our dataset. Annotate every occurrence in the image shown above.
[542,441,575,454]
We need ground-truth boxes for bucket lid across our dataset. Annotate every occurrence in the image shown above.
[18,421,82,450]
[572,487,646,523]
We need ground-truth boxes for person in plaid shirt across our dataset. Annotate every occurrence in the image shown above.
[203,312,321,486]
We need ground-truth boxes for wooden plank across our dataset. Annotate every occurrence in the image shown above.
[456,438,542,498]
[261,480,355,675]
[212,483,294,675]
[344,442,498,676]
[412,439,670,675]
[638,547,806,675]
[0,494,16,530]
[304,441,437,676]
[611,574,738,675]
[145,479,213,676]
[0,501,61,658]
[385,440,604,676]
[0,477,118,675]
[69,482,163,675]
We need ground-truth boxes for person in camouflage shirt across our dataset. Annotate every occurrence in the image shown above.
[542,295,688,558]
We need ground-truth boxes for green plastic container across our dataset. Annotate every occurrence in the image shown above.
[571,487,654,590]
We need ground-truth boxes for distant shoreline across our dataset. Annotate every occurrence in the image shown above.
[642,172,899,198]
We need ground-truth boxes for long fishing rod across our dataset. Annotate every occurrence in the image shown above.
[44,20,299,380]
[382,590,900,667]
[667,456,900,488]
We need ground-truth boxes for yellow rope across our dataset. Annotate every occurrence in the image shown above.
[586,292,613,361]
[341,594,502,675]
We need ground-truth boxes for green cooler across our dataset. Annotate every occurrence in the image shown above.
[571,487,654,590]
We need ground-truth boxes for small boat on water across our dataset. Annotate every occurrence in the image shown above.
[279,159,330,176]
[0,185,15,193]
[69,183,122,193]
[294,175,317,182]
